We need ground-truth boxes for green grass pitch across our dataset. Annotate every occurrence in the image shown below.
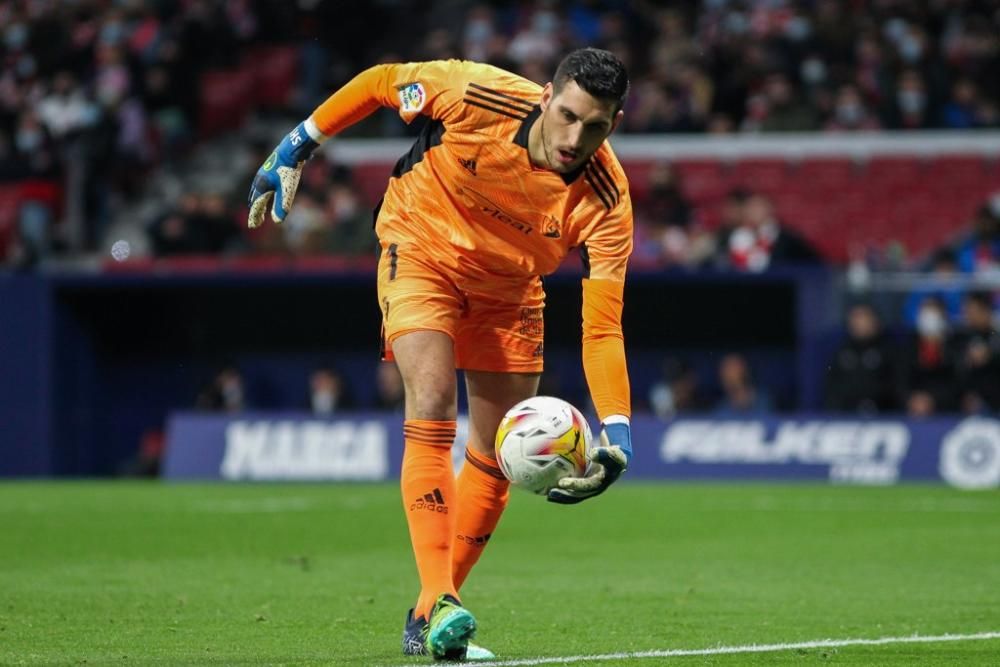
[2,482,998,665]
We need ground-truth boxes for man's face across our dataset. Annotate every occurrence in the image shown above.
[538,80,621,173]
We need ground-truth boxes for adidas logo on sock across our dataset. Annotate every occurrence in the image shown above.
[410,488,448,514]
[457,533,492,547]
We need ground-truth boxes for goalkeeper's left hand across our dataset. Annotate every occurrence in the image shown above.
[547,419,631,505]
[247,120,322,228]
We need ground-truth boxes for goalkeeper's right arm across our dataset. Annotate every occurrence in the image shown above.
[247,61,462,228]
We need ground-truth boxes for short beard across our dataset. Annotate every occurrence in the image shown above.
[539,113,559,171]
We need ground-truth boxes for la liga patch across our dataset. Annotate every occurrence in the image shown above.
[398,82,426,112]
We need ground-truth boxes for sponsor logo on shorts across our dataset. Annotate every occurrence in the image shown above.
[520,308,543,337]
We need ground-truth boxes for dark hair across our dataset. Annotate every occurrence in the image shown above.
[552,48,629,113]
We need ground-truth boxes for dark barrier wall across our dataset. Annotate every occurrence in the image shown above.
[0,274,53,475]
[0,266,833,476]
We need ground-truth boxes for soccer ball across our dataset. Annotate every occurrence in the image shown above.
[494,396,592,495]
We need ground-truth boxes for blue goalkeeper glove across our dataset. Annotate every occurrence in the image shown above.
[547,419,631,505]
[247,120,321,228]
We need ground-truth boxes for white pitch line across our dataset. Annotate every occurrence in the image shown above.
[398,631,1000,667]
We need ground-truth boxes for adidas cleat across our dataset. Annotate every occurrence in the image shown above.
[402,608,428,656]
[403,607,496,660]
[424,595,492,661]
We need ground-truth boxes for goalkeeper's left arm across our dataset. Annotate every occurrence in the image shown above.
[547,277,633,505]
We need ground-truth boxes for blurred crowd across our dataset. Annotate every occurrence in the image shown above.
[0,0,277,260]
[2,0,1000,265]
[195,361,406,415]
[645,287,1000,419]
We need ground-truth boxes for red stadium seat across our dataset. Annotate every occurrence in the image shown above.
[674,159,727,203]
[861,157,926,186]
[794,158,860,190]
[199,67,255,138]
[729,158,790,193]
[246,46,299,109]
[351,163,395,207]
[628,153,1000,264]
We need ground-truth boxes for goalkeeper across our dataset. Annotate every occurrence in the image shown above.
[248,48,633,662]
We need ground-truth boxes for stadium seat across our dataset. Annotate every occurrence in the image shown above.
[729,159,791,194]
[246,46,299,109]
[199,67,255,138]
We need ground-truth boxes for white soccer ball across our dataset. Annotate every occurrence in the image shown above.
[494,396,592,495]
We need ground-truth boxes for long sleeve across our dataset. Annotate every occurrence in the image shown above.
[309,61,471,136]
[581,277,631,420]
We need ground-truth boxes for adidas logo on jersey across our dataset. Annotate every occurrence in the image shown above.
[410,487,448,513]
[458,157,477,175]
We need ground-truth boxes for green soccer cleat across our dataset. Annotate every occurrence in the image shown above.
[424,594,481,661]
[403,608,496,660]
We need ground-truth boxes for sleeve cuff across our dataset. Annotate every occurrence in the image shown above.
[303,117,330,144]
[602,414,630,426]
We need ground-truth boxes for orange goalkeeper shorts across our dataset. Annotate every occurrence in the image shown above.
[376,239,545,374]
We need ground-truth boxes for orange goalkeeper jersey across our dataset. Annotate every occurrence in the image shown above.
[312,59,632,284]
[310,60,632,418]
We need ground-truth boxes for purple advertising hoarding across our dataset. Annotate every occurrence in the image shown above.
[163,412,1000,490]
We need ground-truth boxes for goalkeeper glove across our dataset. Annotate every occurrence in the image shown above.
[547,418,631,505]
[247,120,322,228]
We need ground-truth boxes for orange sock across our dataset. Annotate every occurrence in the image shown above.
[452,447,510,591]
[402,419,459,620]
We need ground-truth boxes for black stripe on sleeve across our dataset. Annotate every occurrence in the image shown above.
[588,160,619,205]
[463,99,529,120]
[467,82,535,111]
[585,171,613,210]
[465,90,536,115]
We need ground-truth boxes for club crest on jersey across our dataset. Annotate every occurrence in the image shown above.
[398,82,426,112]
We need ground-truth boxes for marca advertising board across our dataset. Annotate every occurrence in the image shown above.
[163,413,1000,490]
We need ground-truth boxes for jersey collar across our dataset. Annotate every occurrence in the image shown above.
[513,105,587,186]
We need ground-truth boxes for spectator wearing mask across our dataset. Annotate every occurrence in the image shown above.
[309,367,354,415]
[825,303,898,414]
[953,291,1000,414]
[898,296,958,416]
[197,365,246,413]
[902,249,964,326]
[825,84,881,132]
[886,69,933,130]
